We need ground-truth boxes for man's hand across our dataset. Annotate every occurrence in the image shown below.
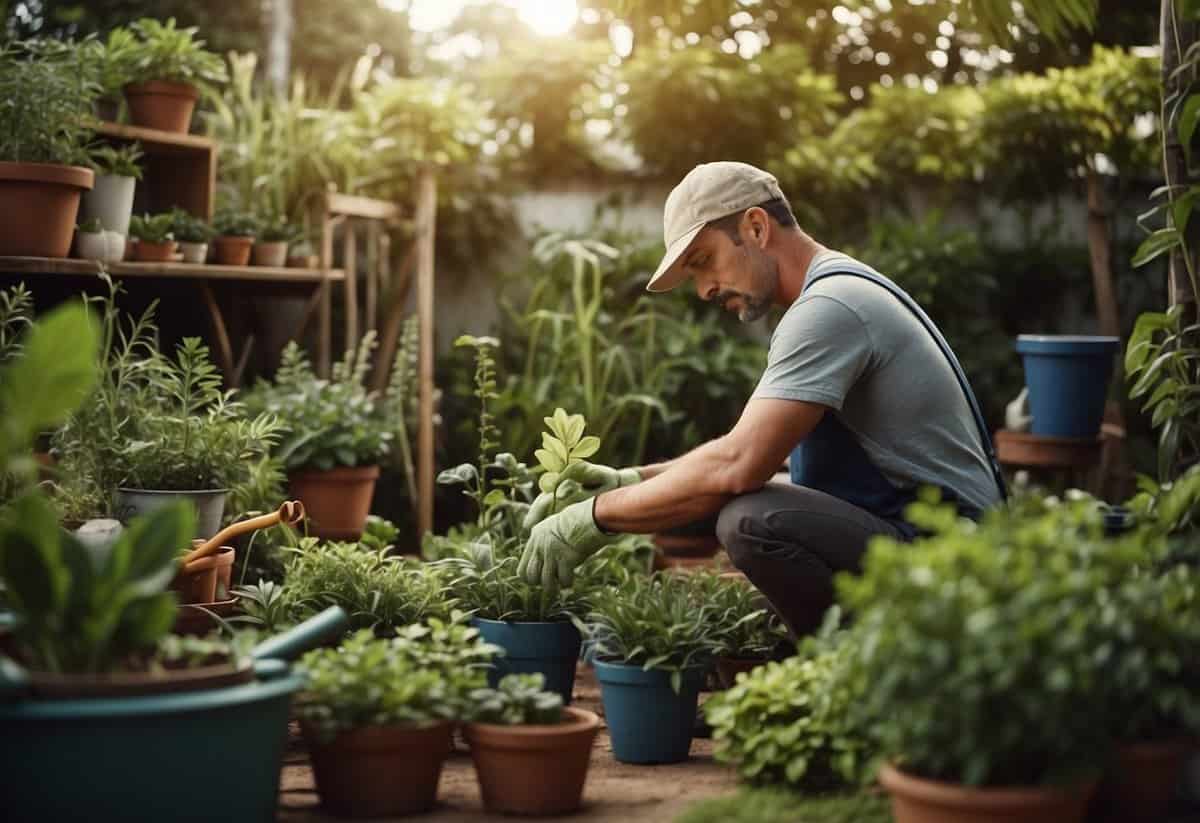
[518,498,615,591]
[522,460,640,532]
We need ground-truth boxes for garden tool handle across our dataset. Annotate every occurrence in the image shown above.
[180,501,306,566]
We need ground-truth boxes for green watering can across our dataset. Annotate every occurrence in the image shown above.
[0,606,348,823]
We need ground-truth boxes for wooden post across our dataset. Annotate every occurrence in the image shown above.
[416,167,437,538]
[318,194,335,377]
[344,221,358,349]
[1085,169,1120,339]
[366,220,380,334]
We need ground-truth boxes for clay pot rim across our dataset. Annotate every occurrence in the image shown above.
[878,763,1098,810]
[0,160,94,190]
[465,706,599,747]
[289,464,382,480]
[304,718,454,752]
[181,545,235,573]
[124,79,200,99]
[133,239,177,249]
[214,235,256,243]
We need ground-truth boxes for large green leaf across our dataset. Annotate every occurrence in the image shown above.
[118,503,194,597]
[1133,229,1183,268]
[0,493,67,621]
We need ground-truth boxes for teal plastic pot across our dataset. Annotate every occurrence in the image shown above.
[594,659,705,764]
[473,617,581,704]
[1015,335,1120,438]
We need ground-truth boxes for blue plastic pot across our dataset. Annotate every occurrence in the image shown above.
[593,659,705,764]
[1015,335,1120,438]
[473,617,581,704]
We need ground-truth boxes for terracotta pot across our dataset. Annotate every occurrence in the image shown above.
[288,465,380,541]
[0,162,94,257]
[132,239,178,262]
[1090,740,1195,823]
[252,241,288,267]
[124,80,199,133]
[304,721,453,817]
[172,546,235,605]
[173,597,239,636]
[213,236,254,266]
[465,706,599,815]
[716,656,765,689]
[879,763,1097,823]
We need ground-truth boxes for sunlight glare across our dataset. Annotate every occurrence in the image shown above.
[516,0,579,36]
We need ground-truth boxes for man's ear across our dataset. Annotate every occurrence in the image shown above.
[743,207,770,249]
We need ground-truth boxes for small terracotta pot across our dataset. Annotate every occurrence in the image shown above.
[0,161,94,257]
[132,239,178,262]
[716,656,765,689]
[288,465,380,540]
[304,721,453,818]
[465,707,599,815]
[213,236,254,266]
[124,80,199,133]
[879,763,1097,823]
[173,597,238,636]
[1089,739,1196,823]
[172,546,235,605]
[252,241,288,267]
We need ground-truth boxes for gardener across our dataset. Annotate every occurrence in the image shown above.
[519,161,1006,637]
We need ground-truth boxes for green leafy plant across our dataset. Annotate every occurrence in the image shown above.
[88,143,143,179]
[689,571,790,660]
[281,538,455,631]
[120,18,227,90]
[167,208,213,244]
[230,580,290,634]
[675,788,891,823]
[258,215,302,244]
[836,493,1149,787]
[0,283,34,367]
[128,212,175,244]
[296,620,498,742]
[0,493,194,673]
[212,209,259,238]
[534,407,601,495]
[77,216,104,234]
[704,639,872,791]
[95,25,137,100]
[466,673,563,725]
[245,334,401,471]
[0,38,99,167]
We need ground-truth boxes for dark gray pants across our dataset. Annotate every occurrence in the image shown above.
[716,483,909,638]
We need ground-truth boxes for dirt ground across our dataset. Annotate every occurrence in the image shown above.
[277,664,739,823]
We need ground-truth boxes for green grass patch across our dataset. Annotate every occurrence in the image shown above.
[675,788,890,823]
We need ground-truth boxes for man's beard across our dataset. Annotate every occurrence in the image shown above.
[716,291,771,323]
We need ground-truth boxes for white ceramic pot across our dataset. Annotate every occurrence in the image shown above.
[74,230,126,263]
[252,241,288,267]
[79,173,136,235]
[179,241,209,264]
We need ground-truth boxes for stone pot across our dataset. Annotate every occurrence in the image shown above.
[114,488,228,539]
[0,162,94,257]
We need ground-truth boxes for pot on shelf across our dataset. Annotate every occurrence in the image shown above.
[472,617,582,704]
[287,465,379,541]
[124,80,199,134]
[0,162,94,258]
[1015,335,1120,438]
[79,173,136,235]
[303,720,454,818]
[179,241,208,264]
[132,239,178,263]
[114,488,228,539]
[287,253,318,269]
[252,241,288,267]
[593,659,706,764]
[74,230,126,263]
[878,763,1097,823]
[212,236,254,266]
[465,706,599,815]
[173,545,235,605]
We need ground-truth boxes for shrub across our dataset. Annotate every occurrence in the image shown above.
[88,143,143,179]
[120,18,227,90]
[212,209,259,237]
[0,38,99,167]
[466,673,563,725]
[688,571,790,660]
[128,213,175,243]
[168,208,213,244]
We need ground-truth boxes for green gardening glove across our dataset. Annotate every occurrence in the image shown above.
[521,460,640,533]
[518,498,616,591]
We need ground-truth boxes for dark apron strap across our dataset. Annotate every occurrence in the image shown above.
[805,264,1008,503]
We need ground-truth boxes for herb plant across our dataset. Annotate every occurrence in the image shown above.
[258,215,302,244]
[167,208,213,244]
[88,143,143,179]
[466,673,564,725]
[120,18,227,90]
[212,209,259,238]
[230,580,290,633]
[128,213,175,243]
[0,38,99,166]
[689,571,791,660]
[0,283,34,366]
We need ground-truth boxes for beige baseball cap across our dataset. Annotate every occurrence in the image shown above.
[647,161,785,293]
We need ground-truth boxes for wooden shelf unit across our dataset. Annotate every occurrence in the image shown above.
[94,121,216,220]
[0,256,343,284]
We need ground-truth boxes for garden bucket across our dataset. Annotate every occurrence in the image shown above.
[115,488,228,539]
[1015,335,1119,438]
[472,618,582,704]
[593,659,705,764]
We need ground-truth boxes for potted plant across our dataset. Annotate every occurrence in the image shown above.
[169,207,213,264]
[253,215,299,267]
[81,143,142,236]
[244,334,398,540]
[695,571,791,688]
[287,237,319,269]
[211,208,258,266]
[0,38,97,258]
[1015,335,1120,437]
[74,216,120,262]
[120,18,227,134]
[586,572,725,764]
[127,212,177,262]
[464,673,600,815]
[837,495,1139,823]
[94,25,137,121]
[295,622,498,818]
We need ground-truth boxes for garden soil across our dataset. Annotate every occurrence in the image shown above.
[278,664,738,822]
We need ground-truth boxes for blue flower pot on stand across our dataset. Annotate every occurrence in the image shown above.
[1015,335,1120,438]
[593,659,706,764]
[472,618,581,704]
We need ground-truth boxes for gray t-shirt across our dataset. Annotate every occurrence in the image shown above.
[752,250,1000,513]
